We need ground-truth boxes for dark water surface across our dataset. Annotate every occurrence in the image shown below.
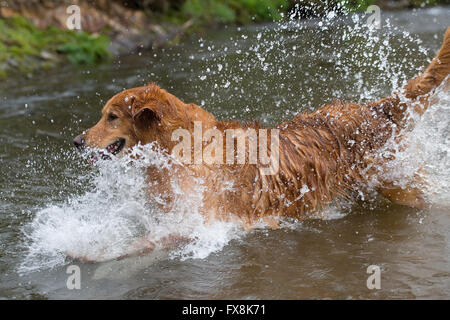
[0,7,449,299]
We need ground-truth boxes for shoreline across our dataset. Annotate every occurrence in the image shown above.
[0,0,448,80]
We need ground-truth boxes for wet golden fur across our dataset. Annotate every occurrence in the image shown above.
[77,27,450,228]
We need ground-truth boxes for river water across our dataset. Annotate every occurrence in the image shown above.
[0,7,449,299]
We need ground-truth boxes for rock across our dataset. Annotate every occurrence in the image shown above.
[7,58,18,68]
[40,50,59,62]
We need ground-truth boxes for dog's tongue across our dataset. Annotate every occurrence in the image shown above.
[106,141,120,154]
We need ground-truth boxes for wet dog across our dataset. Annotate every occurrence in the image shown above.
[74,28,450,232]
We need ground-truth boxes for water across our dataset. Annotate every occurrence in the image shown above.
[0,7,449,299]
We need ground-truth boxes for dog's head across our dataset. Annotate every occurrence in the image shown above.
[74,83,216,160]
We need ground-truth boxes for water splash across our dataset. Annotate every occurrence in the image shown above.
[188,9,432,124]
[19,144,243,273]
[377,78,450,205]
[19,7,450,273]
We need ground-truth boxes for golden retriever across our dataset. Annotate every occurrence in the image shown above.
[73,28,449,258]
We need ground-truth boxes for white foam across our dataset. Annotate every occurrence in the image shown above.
[19,144,242,273]
[378,78,450,205]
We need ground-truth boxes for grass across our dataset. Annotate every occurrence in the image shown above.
[0,16,111,78]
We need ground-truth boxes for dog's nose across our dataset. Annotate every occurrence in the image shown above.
[73,135,85,149]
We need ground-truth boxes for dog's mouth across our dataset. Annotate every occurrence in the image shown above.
[87,138,126,164]
[105,138,126,156]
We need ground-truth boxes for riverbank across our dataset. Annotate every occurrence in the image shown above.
[0,0,447,80]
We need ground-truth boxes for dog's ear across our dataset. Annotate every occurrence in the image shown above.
[132,104,162,129]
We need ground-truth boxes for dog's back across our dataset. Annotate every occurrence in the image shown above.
[241,27,450,222]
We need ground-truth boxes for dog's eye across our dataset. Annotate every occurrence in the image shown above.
[107,113,119,121]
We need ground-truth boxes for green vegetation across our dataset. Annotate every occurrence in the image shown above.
[180,0,289,24]
[0,16,110,78]
[0,0,448,79]
[341,0,378,12]
[158,0,449,28]
[56,32,110,65]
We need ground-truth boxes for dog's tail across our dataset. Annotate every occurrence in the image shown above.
[373,27,450,125]
[404,27,450,101]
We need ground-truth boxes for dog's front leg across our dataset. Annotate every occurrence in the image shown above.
[377,170,427,209]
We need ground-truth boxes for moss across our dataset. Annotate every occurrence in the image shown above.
[0,16,111,78]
